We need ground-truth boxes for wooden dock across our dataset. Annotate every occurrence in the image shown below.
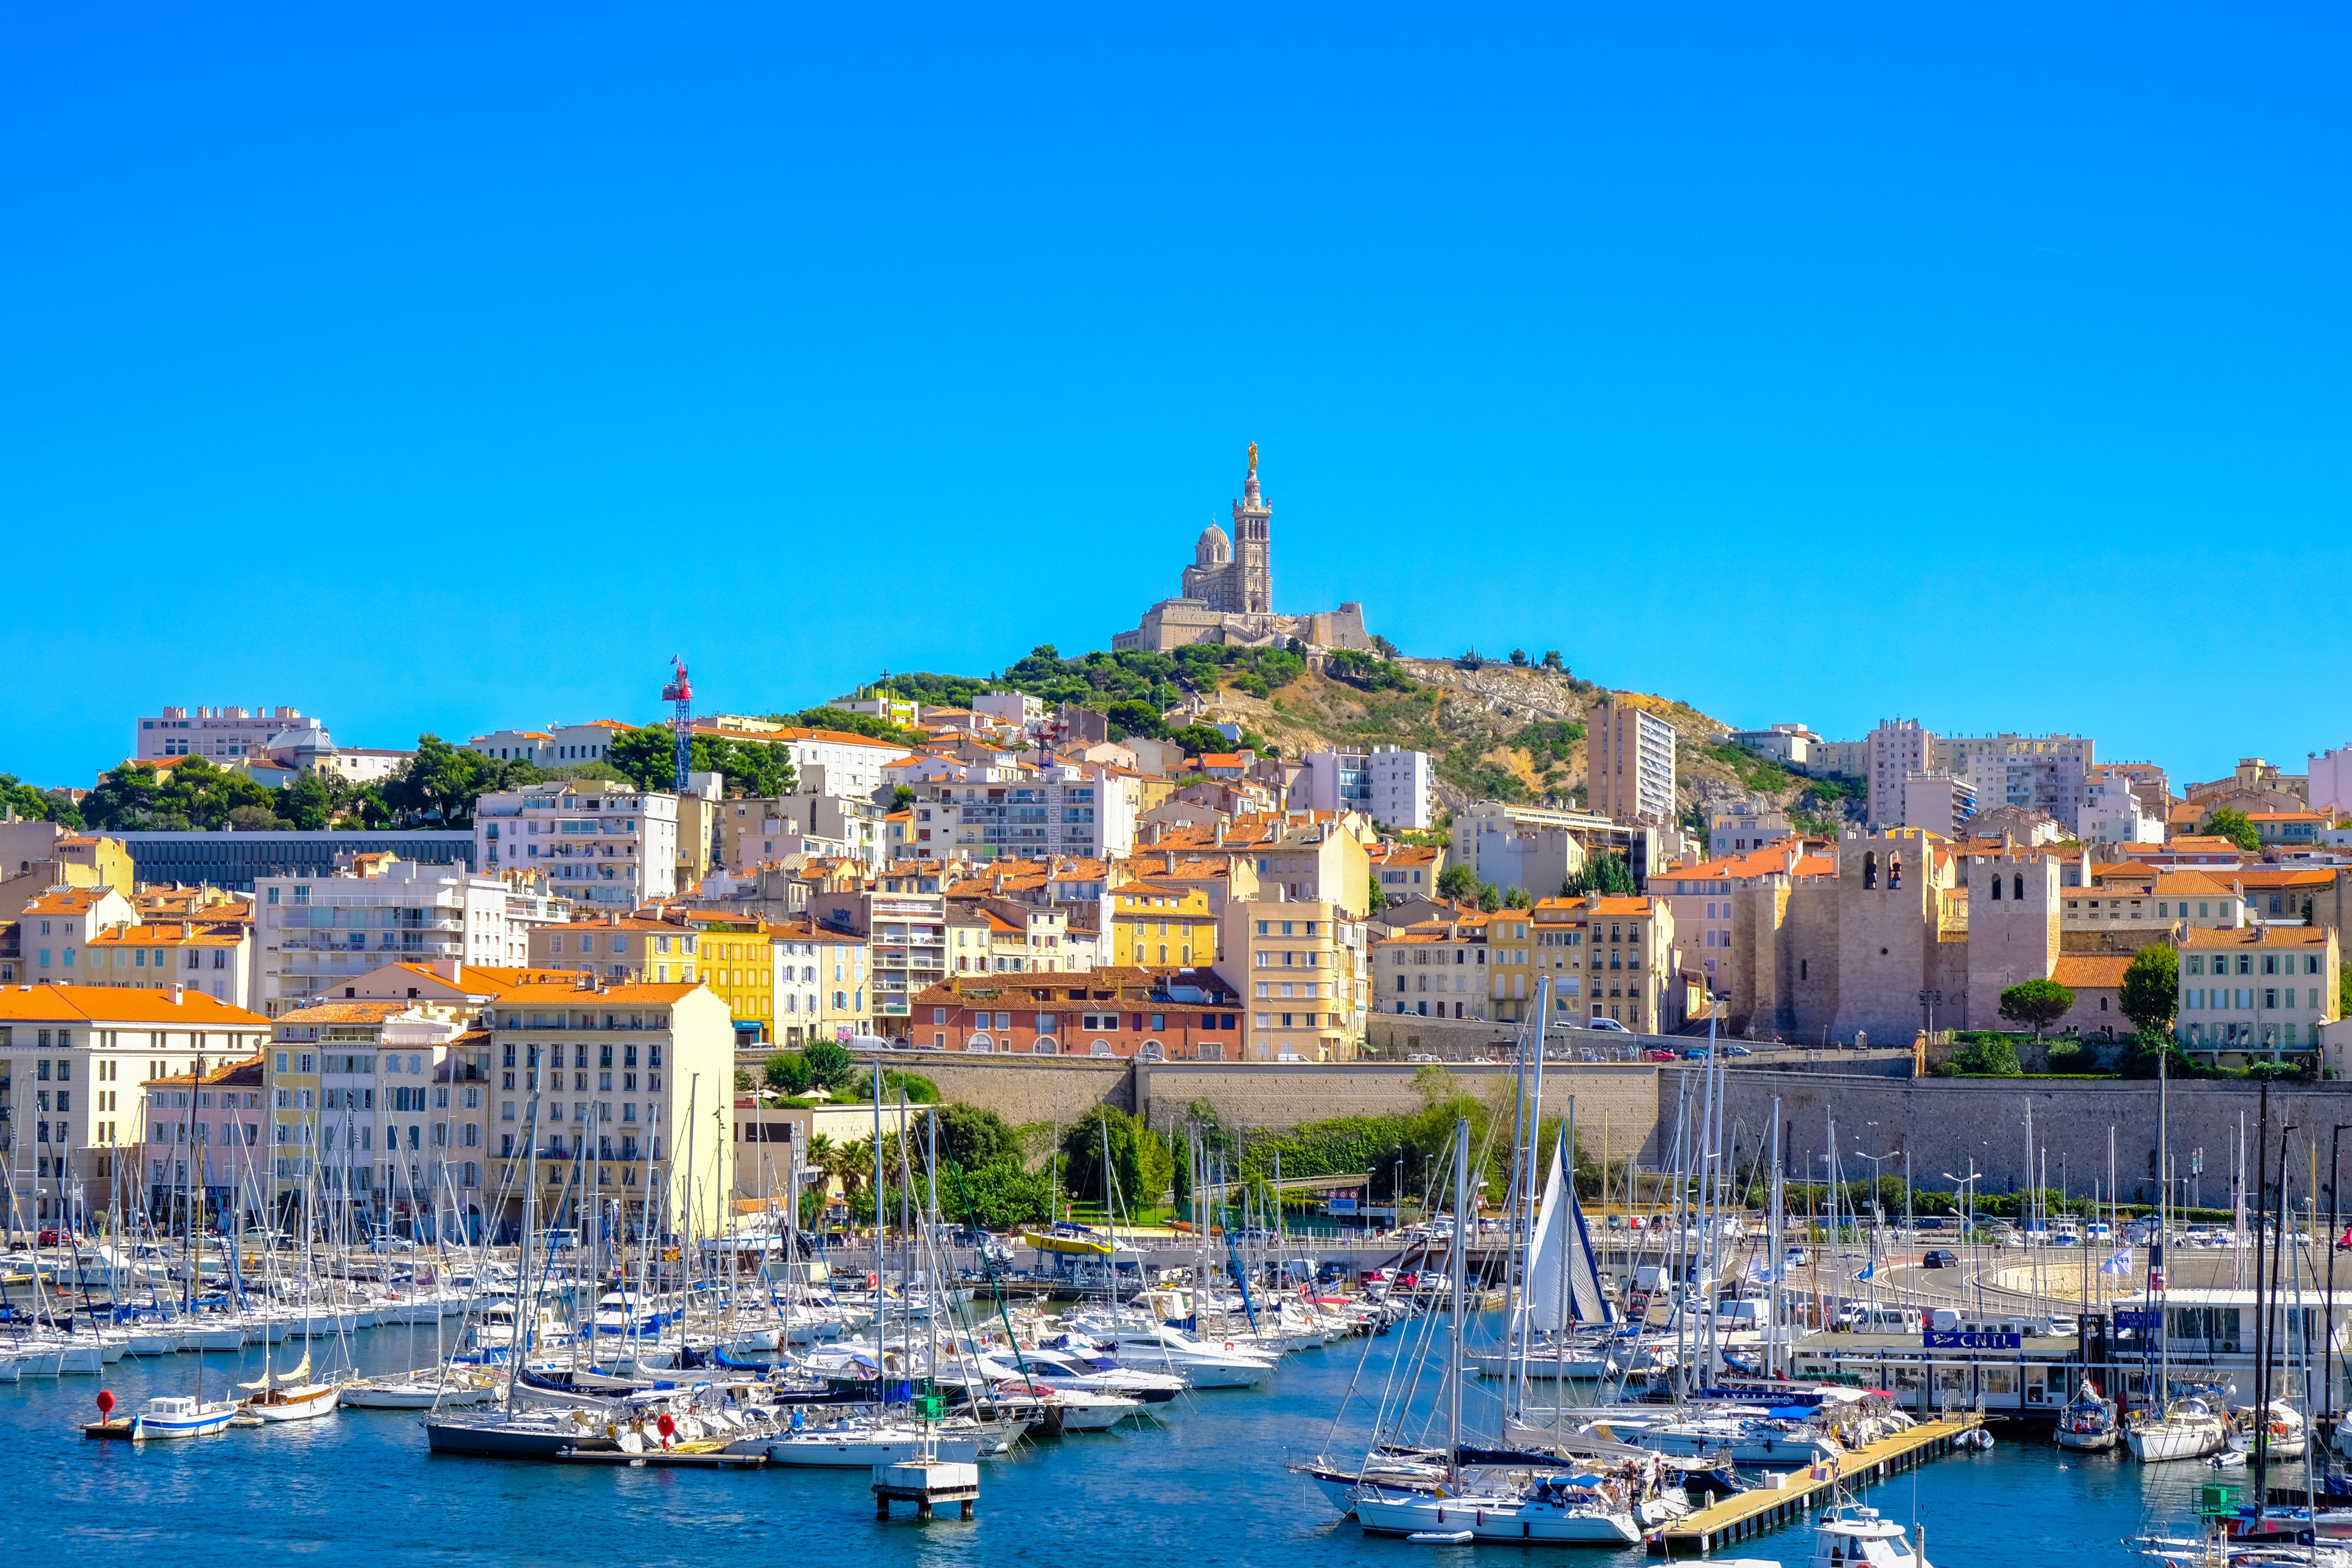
[1647,1417,1978,1555]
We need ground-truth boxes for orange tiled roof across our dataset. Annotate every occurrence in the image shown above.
[2180,925,2333,950]
[0,985,267,1025]
[2051,954,2135,989]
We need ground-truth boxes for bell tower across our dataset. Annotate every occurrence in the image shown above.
[1231,442,1272,615]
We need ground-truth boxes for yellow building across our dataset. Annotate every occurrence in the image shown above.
[673,911,777,1045]
[1108,881,1219,968]
[1214,897,1370,1062]
[1484,912,1538,1023]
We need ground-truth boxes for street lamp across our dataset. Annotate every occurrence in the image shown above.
[1944,1163,1985,1315]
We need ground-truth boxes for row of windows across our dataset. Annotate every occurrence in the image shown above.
[2182,987,2322,1012]
[2185,953,2322,976]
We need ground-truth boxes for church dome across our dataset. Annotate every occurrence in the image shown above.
[1194,522,1232,565]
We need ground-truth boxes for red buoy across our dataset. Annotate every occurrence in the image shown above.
[97,1390,114,1416]
[656,1413,675,1437]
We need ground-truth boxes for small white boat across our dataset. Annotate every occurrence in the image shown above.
[133,1394,239,1439]
[243,1382,339,1421]
[1357,1475,1642,1544]
[1811,1503,1928,1568]
[338,1371,497,1410]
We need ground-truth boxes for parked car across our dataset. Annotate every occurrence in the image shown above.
[1587,1017,1632,1034]
[1783,1246,1811,1268]
[1645,1049,1677,1062]
[1682,1046,1713,1060]
[37,1228,78,1247]
[1923,1248,1960,1269]
[1722,1043,1754,1057]
[1406,1052,1441,1062]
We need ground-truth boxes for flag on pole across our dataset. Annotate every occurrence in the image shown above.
[1854,1261,1875,1281]
[2099,1248,2134,1276]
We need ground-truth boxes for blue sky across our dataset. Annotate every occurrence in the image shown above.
[5,5,2346,788]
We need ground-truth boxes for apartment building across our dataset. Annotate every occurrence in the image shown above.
[1107,882,1219,969]
[0,985,271,1225]
[1293,746,1435,829]
[481,981,736,1242]
[85,919,253,1010]
[901,756,1136,864]
[20,887,138,982]
[263,1001,487,1231]
[912,968,1242,1059]
[1374,914,1488,1020]
[1709,801,1793,857]
[1368,843,1444,904]
[2176,925,2339,1063]
[1866,719,1935,828]
[1531,895,1679,1032]
[947,898,1081,976]
[2082,765,2164,846]
[1447,802,1653,892]
[766,918,870,1045]
[1587,699,1678,824]
[1942,732,2096,834]
[138,1056,268,1224]
[716,793,886,870]
[1900,771,1978,837]
[138,705,323,761]
[802,887,942,1032]
[474,782,680,908]
[466,719,630,766]
[529,915,701,984]
[254,857,570,1017]
[1215,897,1368,1062]
[691,721,911,801]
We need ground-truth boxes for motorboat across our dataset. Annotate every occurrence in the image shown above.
[2126,1396,2230,1463]
[2230,1402,2308,1462]
[1065,1322,1275,1388]
[765,1419,983,1467]
[1811,1503,1931,1568]
[131,1394,239,1439]
[1357,1471,1644,1544]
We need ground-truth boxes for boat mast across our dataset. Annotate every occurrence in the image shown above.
[2253,1081,2271,1490]
[1446,1115,1468,1490]
[504,1068,543,1418]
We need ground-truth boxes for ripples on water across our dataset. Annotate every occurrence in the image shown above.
[4,1320,2254,1567]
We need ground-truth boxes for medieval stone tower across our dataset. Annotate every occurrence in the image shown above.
[1963,850,2060,1027]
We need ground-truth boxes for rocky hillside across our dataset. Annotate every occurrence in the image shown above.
[867,643,1865,839]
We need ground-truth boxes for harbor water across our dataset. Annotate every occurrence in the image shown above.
[1,1317,2261,1567]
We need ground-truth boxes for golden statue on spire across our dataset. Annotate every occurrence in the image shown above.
[1247,441,1258,475]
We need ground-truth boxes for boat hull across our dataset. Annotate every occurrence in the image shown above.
[1358,1494,1641,1543]
[765,1432,982,1468]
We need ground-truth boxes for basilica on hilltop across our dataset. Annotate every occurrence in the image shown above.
[1111,445,1376,654]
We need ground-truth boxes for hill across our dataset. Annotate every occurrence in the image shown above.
[870,645,1864,838]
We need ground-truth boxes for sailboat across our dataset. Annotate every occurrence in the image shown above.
[2055,1377,2119,1451]
[240,1348,339,1422]
[1352,1115,1647,1546]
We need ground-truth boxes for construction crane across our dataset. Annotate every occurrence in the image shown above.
[660,656,694,794]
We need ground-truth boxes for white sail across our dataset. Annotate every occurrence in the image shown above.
[1525,1137,1614,1330]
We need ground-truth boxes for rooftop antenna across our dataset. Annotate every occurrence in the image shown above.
[661,657,694,794]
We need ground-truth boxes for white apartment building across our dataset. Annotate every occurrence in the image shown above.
[138,705,324,761]
[254,858,571,1017]
[1588,701,1678,823]
[971,691,1045,729]
[685,723,909,801]
[768,919,870,1046]
[1866,719,1934,828]
[1726,724,1824,769]
[474,783,679,909]
[1294,746,1435,829]
[1900,771,1978,837]
[903,757,1136,863]
[1941,732,2095,834]
[2309,744,2352,819]
[2082,765,2163,847]
[467,720,631,766]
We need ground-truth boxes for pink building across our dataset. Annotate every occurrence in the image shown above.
[141,1056,268,1225]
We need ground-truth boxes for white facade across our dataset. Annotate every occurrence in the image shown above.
[2083,767,2163,847]
[139,705,323,761]
[472,783,678,909]
[467,720,630,767]
[1295,746,1434,829]
[1709,800,1791,856]
[905,758,1136,863]
[971,691,1045,729]
[1944,732,2095,834]
[254,861,572,1016]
